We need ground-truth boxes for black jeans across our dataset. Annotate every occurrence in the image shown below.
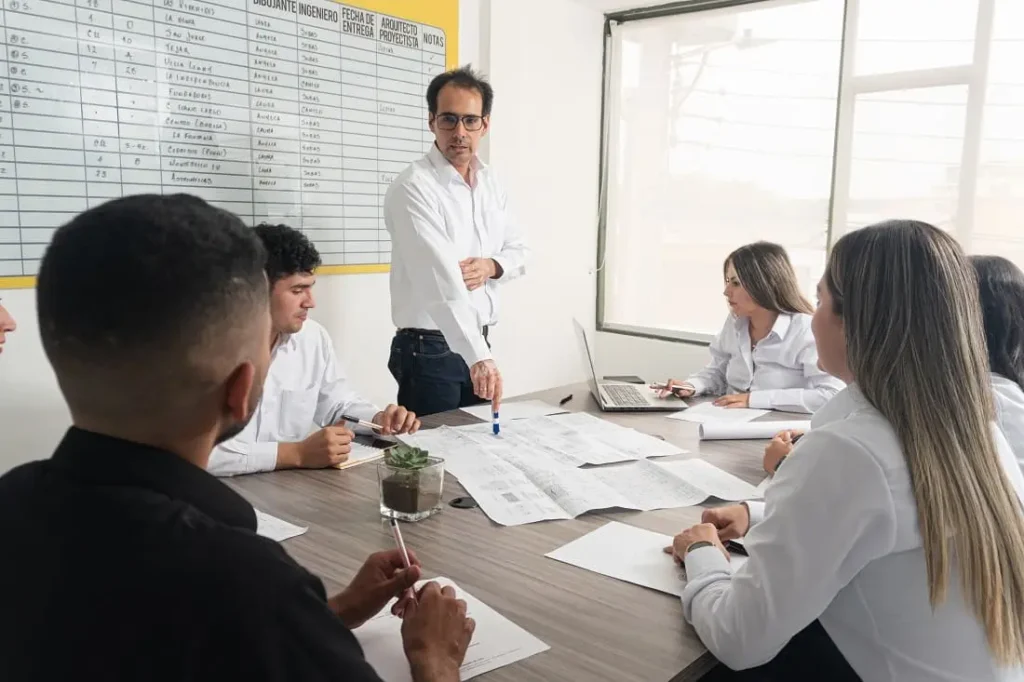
[388,330,487,417]
[703,620,860,682]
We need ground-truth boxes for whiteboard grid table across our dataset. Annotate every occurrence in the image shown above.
[0,0,454,282]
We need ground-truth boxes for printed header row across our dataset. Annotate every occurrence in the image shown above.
[0,0,449,53]
[1,0,448,53]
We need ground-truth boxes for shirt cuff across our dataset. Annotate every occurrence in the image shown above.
[747,391,772,409]
[684,378,705,395]
[684,544,732,579]
[744,500,766,527]
[491,256,509,282]
[251,442,279,473]
[459,335,493,367]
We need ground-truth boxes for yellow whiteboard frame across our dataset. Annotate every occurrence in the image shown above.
[0,0,459,289]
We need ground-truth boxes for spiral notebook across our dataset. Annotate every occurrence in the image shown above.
[332,441,387,470]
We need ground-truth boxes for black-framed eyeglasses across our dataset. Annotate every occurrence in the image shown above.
[433,113,485,131]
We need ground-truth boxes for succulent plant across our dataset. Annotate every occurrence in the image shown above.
[386,443,430,470]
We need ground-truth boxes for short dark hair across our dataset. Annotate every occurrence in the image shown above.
[253,223,321,284]
[971,255,1024,390]
[726,242,814,316]
[426,65,494,117]
[37,194,268,415]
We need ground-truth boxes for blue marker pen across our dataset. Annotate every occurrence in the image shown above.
[492,411,500,436]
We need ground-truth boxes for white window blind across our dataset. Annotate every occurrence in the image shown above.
[600,0,1024,341]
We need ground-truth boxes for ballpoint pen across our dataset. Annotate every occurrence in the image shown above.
[389,518,416,604]
[340,414,383,432]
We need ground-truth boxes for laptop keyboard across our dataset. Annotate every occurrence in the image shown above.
[604,384,649,407]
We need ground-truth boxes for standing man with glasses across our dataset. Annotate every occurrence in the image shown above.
[384,66,528,417]
[0,298,16,356]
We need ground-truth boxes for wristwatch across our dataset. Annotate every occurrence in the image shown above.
[686,540,714,555]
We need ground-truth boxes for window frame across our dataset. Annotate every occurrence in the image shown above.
[596,0,996,344]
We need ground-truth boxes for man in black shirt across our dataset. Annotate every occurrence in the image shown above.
[0,194,473,682]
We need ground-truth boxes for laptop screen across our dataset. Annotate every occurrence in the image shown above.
[572,319,601,400]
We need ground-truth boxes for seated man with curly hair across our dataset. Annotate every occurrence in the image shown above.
[209,223,420,477]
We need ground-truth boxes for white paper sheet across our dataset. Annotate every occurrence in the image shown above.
[398,427,503,480]
[333,441,386,470]
[455,452,573,526]
[460,400,567,421]
[352,577,549,682]
[404,414,685,476]
[667,402,770,424]
[548,412,684,460]
[754,476,771,497]
[591,460,708,510]
[446,453,760,526]
[457,421,612,467]
[653,459,763,501]
[254,510,308,542]
[546,522,748,597]
[698,420,810,441]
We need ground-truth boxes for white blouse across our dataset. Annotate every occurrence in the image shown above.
[993,373,1024,476]
[682,385,1024,681]
[685,313,844,413]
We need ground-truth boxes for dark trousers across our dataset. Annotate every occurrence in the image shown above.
[704,620,860,682]
[388,330,488,417]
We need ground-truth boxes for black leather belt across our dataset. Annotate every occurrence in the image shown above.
[398,326,489,340]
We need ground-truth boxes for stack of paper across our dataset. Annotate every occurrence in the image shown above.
[353,577,549,682]
[460,400,567,421]
[668,402,769,424]
[398,415,768,527]
[548,412,684,460]
[254,510,308,542]
[546,521,747,597]
[396,444,760,527]
[401,413,685,478]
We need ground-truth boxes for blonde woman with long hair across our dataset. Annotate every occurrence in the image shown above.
[669,221,1024,680]
[658,242,843,414]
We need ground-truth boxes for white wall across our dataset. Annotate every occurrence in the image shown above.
[486,0,604,395]
[0,0,608,472]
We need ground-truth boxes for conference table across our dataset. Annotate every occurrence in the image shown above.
[227,383,789,681]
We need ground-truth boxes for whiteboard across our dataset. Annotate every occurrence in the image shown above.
[0,0,459,287]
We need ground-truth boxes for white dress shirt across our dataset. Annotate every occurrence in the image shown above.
[685,313,843,413]
[993,372,1024,475]
[208,319,379,477]
[683,385,1024,681]
[384,144,529,367]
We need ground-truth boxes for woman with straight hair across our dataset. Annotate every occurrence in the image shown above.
[658,242,842,414]
[669,221,1024,681]
[972,255,1024,472]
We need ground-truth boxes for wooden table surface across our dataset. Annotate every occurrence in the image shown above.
[228,383,793,682]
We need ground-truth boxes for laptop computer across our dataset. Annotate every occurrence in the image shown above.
[573,319,682,413]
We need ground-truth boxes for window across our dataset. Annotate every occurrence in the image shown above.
[600,0,1024,342]
[600,0,844,340]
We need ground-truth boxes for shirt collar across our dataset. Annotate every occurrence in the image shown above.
[770,313,793,339]
[731,312,793,340]
[51,427,257,531]
[272,330,293,356]
[810,383,868,429]
[427,142,485,187]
